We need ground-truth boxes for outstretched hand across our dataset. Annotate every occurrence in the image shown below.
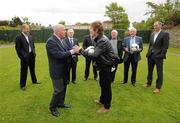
[73,45,81,54]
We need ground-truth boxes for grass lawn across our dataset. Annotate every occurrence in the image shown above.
[0,43,180,123]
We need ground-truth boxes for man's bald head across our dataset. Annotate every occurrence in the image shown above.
[22,24,30,35]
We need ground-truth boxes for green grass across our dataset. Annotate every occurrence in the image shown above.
[0,43,180,123]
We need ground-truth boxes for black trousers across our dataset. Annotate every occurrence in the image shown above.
[111,63,118,83]
[84,58,97,79]
[67,59,77,83]
[147,54,163,89]
[50,78,67,109]
[99,67,112,109]
[123,54,138,83]
[20,52,37,87]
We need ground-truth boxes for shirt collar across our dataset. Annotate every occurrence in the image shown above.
[53,33,62,41]
[154,30,161,34]
[22,32,28,37]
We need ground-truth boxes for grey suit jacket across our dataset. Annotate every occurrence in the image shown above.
[46,35,72,81]
[122,36,143,62]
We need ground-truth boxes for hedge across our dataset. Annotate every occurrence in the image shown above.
[0,29,151,43]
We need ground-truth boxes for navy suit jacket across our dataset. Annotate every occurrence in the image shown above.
[122,36,143,62]
[63,37,79,62]
[46,35,71,82]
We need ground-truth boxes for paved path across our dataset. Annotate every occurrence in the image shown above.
[0,45,14,49]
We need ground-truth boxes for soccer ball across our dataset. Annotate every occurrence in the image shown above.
[85,46,95,54]
[131,43,139,52]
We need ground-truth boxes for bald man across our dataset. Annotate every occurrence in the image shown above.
[122,27,143,86]
[15,24,40,91]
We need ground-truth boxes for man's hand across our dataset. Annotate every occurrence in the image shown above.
[73,45,81,54]
[124,47,129,52]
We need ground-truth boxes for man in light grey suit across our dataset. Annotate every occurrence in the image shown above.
[122,27,143,86]
[46,24,79,117]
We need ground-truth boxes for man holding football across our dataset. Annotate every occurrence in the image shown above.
[122,27,143,86]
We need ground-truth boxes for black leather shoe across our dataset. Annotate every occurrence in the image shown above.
[33,82,41,84]
[49,108,60,117]
[122,82,127,84]
[132,83,136,87]
[84,77,88,81]
[20,87,26,91]
[72,81,76,84]
[58,104,71,108]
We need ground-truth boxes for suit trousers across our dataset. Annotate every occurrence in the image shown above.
[50,78,67,109]
[20,52,37,87]
[84,58,98,79]
[147,54,163,89]
[123,54,138,83]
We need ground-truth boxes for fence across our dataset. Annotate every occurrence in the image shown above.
[0,29,151,43]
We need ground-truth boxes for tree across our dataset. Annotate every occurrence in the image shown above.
[59,21,66,25]
[22,17,31,25]
[10,16,23,27]
[145,0,180,26]
[105,2,130,29]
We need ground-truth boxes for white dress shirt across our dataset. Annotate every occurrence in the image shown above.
[153,30,161,43]
[22,32,31,53]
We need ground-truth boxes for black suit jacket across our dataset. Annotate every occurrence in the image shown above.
[46,35,71,81]
[146,31,169,59]
[63,37,79,62]
[82,35,93,49]
[15,33,36,62]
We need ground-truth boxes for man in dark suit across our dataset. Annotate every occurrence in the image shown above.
[122,27,143,86]
[15,24,40,91]
[63,29,79,84]
[46,24,79,117]
[82,30,98,81]
[144,21,169,93]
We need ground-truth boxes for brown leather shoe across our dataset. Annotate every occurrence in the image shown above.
[97,107,110,113]
[143,83,151,87]
[153,88,160,93]
[94,100,103,105]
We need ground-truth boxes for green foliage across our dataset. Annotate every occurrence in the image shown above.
[134,0,180,30]
[59,21,66,25]
[10,16,23,27]
[105,2,130,29]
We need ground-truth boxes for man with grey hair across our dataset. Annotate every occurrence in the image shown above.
[46,24,79,117]
[144,21,169,93]
[109,29,123,83]
[63,29,79,84]
[122,27,143,86]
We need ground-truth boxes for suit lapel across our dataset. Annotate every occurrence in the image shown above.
[53,35,66,51]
